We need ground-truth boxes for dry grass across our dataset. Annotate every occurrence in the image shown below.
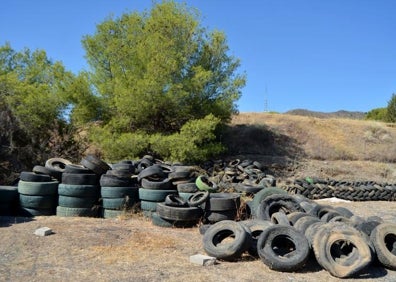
[226,112,396,182]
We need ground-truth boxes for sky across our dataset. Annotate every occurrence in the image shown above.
[1,0,395,113]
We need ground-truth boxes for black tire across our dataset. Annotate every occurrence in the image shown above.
[188,191,209,207]
[19,171,52,182]
[102,197,136,210]
[19,207,55,217]
[58,184,100,198]
[355,220,382,237]
[138,188,177,202]
[62,173,98,185]
[137,164,166,182]
[81,155,110,175]
[255,194,303,220]
[241,219,274,257]
[156,203,202,221]
[151,212,197,228]
[32,165,51,175]
[141,177,172,190]
[257,225,310,272]
[313,222,372,278]
[58,195,98,208]
[19,194,57,209]
[0,186,19,203]
[99,174,132,187]
[177,182,198,193]
[18,180,59,196]
[252,187,288,214]
[293,216,321,234]
[200,193,241,211]
[164,194,188,207]
[370,223,396,270]
[203,220,251,261]
[101,186,139,198]
[271,211,291,225]
[45,158,72,181]
[140,200,158,212]
[56,206,98,217]
[335,206,354,218]
[64,164,93,174]
[234,183,264,194]
[287,211,310,226]
[178,192,195,201]
[204,209,237,223]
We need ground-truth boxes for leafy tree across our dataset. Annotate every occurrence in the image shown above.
[0,43,86,182]
[82,1,245,134]
[365,107,387,121]
[386,93,396,123]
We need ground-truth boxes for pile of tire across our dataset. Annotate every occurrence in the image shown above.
[17,171,59,216]
[0,186,19,216]
[138,163,178,214]
[199,159,276,194]
[201,187,396,278]
[100,160,139,218]
[56,155,109,217]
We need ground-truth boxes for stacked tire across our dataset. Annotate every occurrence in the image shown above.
[138,164,177,214]
[18,172,59,216]
[100,161,139,218]
[0,186,19,216]
[201,193,241,223]
[56,157,106,217]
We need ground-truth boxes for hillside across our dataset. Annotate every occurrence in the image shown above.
[223,112,396,183]
[285,109,366,119]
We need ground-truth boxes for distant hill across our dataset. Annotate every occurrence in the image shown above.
[285,109,366,120]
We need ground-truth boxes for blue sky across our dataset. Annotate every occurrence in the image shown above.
[1,0,395,113]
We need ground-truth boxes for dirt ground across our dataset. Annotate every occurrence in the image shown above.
[1,199,396,282]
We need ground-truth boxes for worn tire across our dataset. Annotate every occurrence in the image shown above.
[138,188,177,202]
[370,223,396,270]
[255,194,303,220]
[19,207,55,217]
[252,187,288,215]
[203,220,251,261]
[18,180,59,196]
[313,222,372,278]
[102,197,136,210]
[19,171,52,182]
[257,225,310,272]
[58,195,98,208]
[19,194,57,209]
[241,219,274,257]
[62,173,98,185]
[200,193,240,211]
[140,200,158,212]
[156,203,202,221]
[151,212,197,228]
[101,186,139,198]
[58,184,100,198]
[204,209,238,223]
[188,191,209,207]
[141,177,172,190]
[56,206,98,217]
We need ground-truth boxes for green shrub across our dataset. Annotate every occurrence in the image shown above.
[365,107,387,121]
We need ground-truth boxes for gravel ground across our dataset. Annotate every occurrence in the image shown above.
[1,200,396,282]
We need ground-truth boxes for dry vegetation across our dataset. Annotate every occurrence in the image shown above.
[226,112,396,183]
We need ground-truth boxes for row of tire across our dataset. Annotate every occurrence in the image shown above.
[200,189,396,278]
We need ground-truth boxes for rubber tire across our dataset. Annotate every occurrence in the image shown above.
[188,191,210,207]
[19,194,57,209]
[99,174,132,187]
[252,187,288,214]
[64,164,93,174]
[370,223,396,270]
[178,192,195,201]
[141,177,172,190]
[18,180,59,196]
[62,173,98,185]
[58,184,100,197]
[58,195,98,208]
[203,220,251,261]
[19,171,52,182]
[156,203,202,221]
[80,155,110,175]
[257,225,310,272]
[0,186,19,203]
[140,200,158,212]
[313,222,372,278]
[101,186,139,198]
[255,194,303,220]
[164,194,188,207]
[151,212,197,228]
[102,197,136,210]
[271,211,291,225]
[56,206,98,217]
[177,182,198,193]
[200,193,241,211]
[102,209,124,219]
[241,219,274,257]
[204,209,237,223]
[19,207,55,217]
[138,188,177,202]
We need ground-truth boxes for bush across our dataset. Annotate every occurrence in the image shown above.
[386,93,396,123]
[365,107,387,121]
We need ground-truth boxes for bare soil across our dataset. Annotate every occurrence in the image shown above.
[1,199,396,282]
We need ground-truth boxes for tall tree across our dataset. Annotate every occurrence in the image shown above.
[82,1,246,134]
